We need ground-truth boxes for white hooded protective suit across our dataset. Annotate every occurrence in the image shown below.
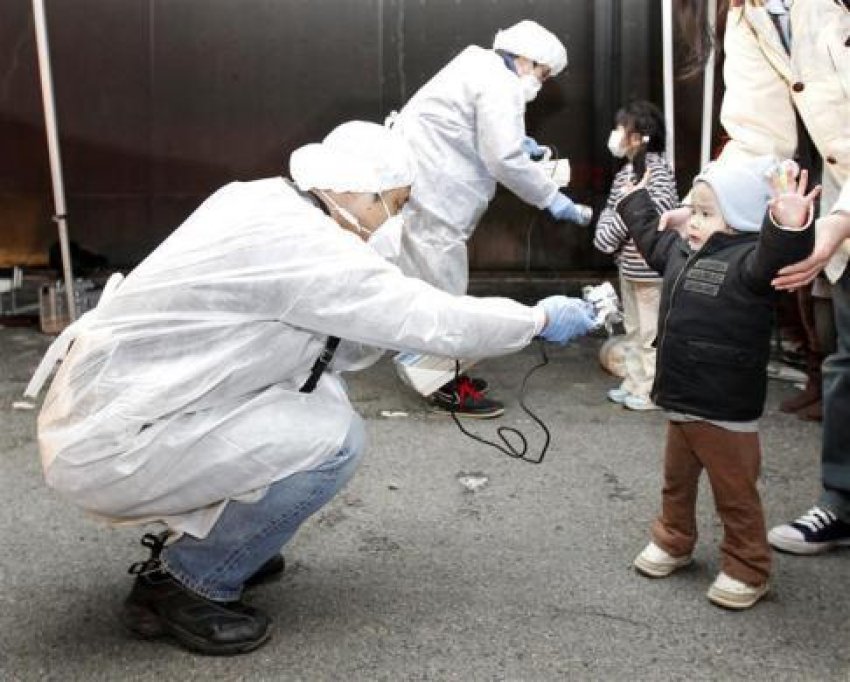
[392,45,561,295]
[31,178,541,537]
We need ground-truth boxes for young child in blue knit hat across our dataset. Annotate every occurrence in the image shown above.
[616,156,819,609]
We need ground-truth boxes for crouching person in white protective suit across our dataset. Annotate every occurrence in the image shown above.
[389,20,594,418]
[24,121,595,656]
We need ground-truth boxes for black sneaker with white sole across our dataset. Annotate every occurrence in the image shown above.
[431,376,504,419]
[768,506,850,555]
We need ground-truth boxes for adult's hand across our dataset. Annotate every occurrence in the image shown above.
[546,192,593,225]
[536,296,596,345]
[521,136,551,162]
[658,206,692,235]
[772,212,850,290]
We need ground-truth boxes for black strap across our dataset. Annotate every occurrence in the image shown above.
[284,178,341,394]
[299,336,341,393]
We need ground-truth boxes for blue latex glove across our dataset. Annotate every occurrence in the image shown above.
[547,191,592,225]
[536,296,596,345]
[521,136,548,161]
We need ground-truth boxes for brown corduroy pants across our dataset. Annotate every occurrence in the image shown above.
[650,421,771,587]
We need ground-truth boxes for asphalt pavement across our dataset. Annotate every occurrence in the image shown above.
[1,325,847,681]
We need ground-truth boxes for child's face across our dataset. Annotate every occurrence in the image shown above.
[686,182,732,250]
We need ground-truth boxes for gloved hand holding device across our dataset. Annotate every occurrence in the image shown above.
[546,192,593,226]
[536,295,596,344]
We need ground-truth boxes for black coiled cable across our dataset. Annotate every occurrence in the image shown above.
[449,339,551,465]
[447,144,566,464]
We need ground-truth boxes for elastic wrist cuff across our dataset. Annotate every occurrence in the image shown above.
[532,306,547,335]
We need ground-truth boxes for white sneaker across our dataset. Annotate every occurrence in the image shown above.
[706,572,768,610]
[607,387,630,404]
[623,394,660,411]
[633,542,692,578]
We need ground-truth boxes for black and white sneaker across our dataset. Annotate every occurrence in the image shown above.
[768,506,850,555]
[431,376,503,419]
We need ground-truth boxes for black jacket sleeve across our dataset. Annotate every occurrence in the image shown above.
[741,211,815,292]
[615,188,682,274]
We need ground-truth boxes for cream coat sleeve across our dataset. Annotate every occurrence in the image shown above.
[717,6,798,165]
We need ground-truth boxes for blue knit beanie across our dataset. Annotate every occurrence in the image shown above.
[694,156,776,232]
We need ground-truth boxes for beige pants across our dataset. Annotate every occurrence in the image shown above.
[619,274,662,398]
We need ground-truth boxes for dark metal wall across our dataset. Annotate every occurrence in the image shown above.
[1,0,692,271]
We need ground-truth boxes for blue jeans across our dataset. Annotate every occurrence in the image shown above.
[161,415,366,601]
[820,269,850,523]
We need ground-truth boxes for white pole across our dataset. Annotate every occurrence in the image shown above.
[700,0,717,170]
[32,0,76,323]
[662,0,676,171]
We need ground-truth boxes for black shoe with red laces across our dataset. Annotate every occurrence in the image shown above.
[431,375,504,418]
[438,375,489,396]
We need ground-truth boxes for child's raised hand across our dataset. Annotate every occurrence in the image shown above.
[769,163,821,229]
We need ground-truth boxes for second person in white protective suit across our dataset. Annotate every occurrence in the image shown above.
[389,19,593,417]
[24,121,595,656]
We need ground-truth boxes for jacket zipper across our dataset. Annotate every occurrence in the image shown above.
[654,243,707,398]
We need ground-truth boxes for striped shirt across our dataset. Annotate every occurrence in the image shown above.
[594,153,679,280]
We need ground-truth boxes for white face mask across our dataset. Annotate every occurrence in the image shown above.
[607,128,627,158]
[367,195,404,261]
[320,190,404,259]
[319,191,371,237]
[519,74,542,102]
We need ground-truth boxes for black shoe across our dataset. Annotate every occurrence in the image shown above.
[437,375,489,396]
[122,533,271,655]
[123,570,271,655]
[244,554,285,589]
[431,376,504,419]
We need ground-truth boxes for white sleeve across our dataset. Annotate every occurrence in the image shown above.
[474,75,559,209]
[280,224,538,359]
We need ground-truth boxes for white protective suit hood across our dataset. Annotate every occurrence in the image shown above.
[493,20,568,77]
[290,120,415,193]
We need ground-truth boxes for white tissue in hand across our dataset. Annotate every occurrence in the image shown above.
[582,282,622,333]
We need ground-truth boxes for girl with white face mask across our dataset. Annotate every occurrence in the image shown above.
[593,100,679,412]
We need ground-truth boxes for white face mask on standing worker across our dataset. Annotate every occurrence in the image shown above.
[493,19,567,103]
[519,73,543,102]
